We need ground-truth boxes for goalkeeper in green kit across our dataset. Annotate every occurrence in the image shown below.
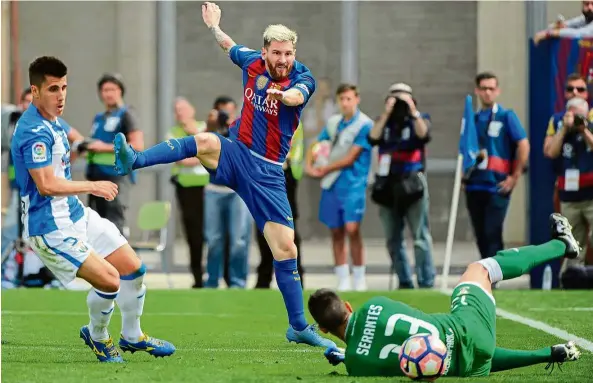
[308,214,582,377]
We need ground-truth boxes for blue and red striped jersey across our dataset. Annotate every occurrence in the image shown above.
[228,44,315,164]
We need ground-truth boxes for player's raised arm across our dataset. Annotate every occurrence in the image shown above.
[267,72,316,107]
[202,2,236,55]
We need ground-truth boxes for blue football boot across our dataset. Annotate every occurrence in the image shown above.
[119,333,176,358]
[286,324,338,348]
[113,133,137,176]
[79,325,124,363]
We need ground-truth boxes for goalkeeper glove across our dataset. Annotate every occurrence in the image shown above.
[324,346,345,366]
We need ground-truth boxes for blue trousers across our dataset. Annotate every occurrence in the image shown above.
[379,176,435,288]
[204,189,252,288]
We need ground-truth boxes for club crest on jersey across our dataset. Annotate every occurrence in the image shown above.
[269,82,282,91]
[256,75,269,90]
[32,142,47,163]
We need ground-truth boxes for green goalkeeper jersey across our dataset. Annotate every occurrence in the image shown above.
[343,295,485,377]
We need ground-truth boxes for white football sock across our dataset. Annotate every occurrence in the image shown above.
[116,266,146,343]
[335,264,351,291]
[87,288,118,341]
[352,265,367,291]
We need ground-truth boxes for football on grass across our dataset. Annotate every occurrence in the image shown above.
[399,333,448,381]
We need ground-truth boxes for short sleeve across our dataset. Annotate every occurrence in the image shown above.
[506,110,527,142]
[21,126,54,169]
[353,123,373,151]
[121,109,139,135]
[317,126,330,141]
[229,45,261,69]
[292,72,316,106]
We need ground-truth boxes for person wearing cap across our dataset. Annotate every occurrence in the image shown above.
[544,96,593,274]
[368,82,435,289]
[464,72,529,263]
[86,73,144,234]
[168,97,209,288]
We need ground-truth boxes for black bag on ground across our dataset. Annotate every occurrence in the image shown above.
[561,265,593,289]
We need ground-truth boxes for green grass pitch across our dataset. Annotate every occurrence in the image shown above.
[2,289,591,382]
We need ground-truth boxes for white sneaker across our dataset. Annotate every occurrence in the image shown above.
[337,277,352,292]
[352,265,367,291]
[353,278,367,292]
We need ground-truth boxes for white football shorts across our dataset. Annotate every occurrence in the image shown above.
[27,207,128,284]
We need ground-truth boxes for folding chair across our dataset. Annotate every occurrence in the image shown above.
[129,201,173,288]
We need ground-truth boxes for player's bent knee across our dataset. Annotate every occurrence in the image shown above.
[264,222,297,261]
[273,238,297,261]
[464,262,490,278]
[195,132,221,169]
[458,262,493,294]
[77,252,120,292]
[195,132,220,154]
[100,274,121,293]
[105,244,142,276]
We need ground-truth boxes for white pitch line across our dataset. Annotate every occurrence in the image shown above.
[1,345,318,353]
[1,310,280,318]
[439,289,593,353]
[528,307,593,312]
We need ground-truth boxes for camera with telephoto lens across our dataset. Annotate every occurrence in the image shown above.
[573,114,587,130]
[390,97,412,122]
[385,96,413,135]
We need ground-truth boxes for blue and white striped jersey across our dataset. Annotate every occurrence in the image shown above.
[10,104,84,236]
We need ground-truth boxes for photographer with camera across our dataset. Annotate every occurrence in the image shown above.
[544,97,593,280]
[203,96,252,289]
[368,83,435,289]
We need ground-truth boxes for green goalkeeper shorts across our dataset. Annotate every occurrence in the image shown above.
[449,282,497,377]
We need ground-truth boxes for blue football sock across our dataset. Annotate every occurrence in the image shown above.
[133,136,197,170]
[274,259,308,331]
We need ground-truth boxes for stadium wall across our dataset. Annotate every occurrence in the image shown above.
[15,1,159,229]
[12,1,582,243]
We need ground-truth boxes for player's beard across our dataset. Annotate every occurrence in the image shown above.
[266,58,291,80]
[585,10,593,23]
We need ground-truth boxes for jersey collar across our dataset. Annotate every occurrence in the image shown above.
[30,103,58,123]
[479,103,499,114]
[344,313,355,342]
[341,109,360,125]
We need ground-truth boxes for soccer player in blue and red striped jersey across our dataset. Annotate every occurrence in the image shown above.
[113,2,336,349]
